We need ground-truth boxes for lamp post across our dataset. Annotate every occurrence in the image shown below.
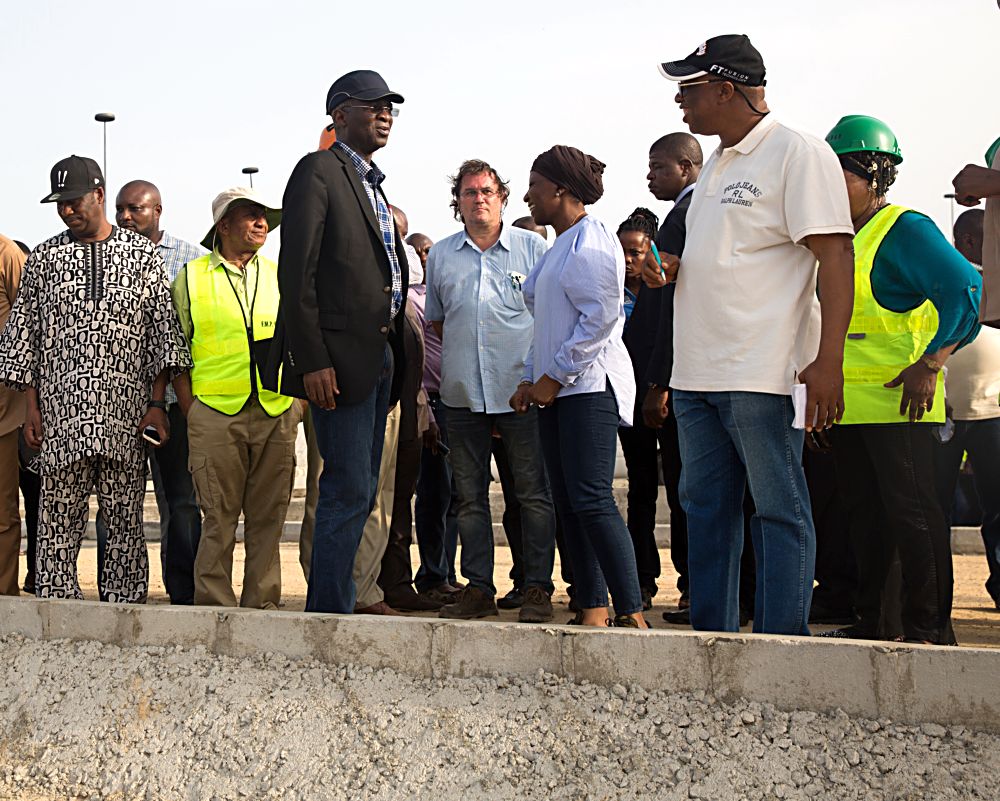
[94,112,115,183]
[241,166,259,188]
[944,193,957,232]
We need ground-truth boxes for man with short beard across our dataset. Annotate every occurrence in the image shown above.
[0,155,190,602]
[115,180,203,604]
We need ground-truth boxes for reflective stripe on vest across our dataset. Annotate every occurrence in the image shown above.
[187,253,293,417]
[839,205,945,425]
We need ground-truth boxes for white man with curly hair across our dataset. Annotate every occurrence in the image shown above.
[425,159,555,622]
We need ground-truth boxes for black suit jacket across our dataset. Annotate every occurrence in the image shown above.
[263,145,408,405]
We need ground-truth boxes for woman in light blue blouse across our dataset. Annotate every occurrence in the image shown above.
[509,145,647,629]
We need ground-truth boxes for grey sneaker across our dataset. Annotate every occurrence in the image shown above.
[438,586,499,620]
[518,586,554,623]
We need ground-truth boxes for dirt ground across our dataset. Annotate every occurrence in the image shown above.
[19,544,1000,649]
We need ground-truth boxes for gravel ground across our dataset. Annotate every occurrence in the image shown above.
[2,634,997,801]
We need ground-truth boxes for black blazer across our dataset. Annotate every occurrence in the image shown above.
[263,146,408,405]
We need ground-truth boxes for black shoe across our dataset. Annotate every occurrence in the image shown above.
[611,615,651,629]
[739,607,752,627]
[662,608,691,625]
[21,578,36,595]
[809,602,855,625]
[640,587,655,612]
[496,587,524,610]
[816,625,878,640]
[384,587,444,612]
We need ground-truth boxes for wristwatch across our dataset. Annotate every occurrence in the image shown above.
[919,355,943,373]
[147,400,168,410]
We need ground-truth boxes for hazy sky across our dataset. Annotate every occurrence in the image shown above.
[2,0,997,258]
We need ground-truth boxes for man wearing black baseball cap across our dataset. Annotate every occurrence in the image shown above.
[0,155,191,604]
[644,36,856,638]
[265,69,410,615]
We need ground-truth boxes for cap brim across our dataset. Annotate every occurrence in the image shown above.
[657,61,707,81]
[353,91,404,104]
[40,188,91,204]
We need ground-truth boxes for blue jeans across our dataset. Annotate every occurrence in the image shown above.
[413,394,458,591]
[306,345,393,613]
[934,417,1000,606]
[445,405,555,596]
[672,390,814,635]
[538,386,642,616]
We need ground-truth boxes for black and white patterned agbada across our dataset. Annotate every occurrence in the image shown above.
[0,226,192,467]
[0,226,191,602]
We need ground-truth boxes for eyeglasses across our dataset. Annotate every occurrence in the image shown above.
[460,187,499,200]
[343,102,399,118]
[677,78,727,97]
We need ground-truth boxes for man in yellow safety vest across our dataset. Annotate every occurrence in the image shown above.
[171,188,300,608]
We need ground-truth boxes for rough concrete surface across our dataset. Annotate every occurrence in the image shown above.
[2,633,998,801]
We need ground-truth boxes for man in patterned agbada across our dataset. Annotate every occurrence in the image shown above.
[0,155,191,602]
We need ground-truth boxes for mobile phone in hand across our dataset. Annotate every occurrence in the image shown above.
[435,440,450,456]
[142,426,162,446]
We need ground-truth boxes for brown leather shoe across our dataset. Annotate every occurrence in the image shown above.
[354,600,404,616]
[438,586,498,620]
[420,583,462,605]
[518,586,553,623]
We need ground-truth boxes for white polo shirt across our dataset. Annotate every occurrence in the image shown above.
[670,114,853,395]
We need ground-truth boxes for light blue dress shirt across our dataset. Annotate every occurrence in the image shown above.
[425,223,547,414]
[522,215,636,426]
[157,231,203,405]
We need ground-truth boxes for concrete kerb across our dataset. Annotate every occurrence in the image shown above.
[2,597,998,732]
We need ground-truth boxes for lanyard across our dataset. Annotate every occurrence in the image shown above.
[221,257,260,394]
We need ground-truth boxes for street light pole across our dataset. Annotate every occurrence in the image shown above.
[94,113,115,183]
[242,166,259,188]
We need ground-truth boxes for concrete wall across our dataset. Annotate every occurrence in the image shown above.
[2,597,997,732]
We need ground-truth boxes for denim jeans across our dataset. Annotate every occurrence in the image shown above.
[538,386,642,616]
[306,345,393,613]
[151,403,202,604]
[445,405,555,596]
[413,394,459,591]
[672,390,814,635]
[934,417,1000,606]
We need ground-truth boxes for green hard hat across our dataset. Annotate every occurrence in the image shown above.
[986,136,1000,168]
[825,115,903,165]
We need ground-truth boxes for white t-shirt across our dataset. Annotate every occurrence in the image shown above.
[944,324,1000,420]
[670,115,854,395]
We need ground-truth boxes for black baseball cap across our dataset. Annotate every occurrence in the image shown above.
[40,155,105,204]
[325,69,404,115]
[658,34,766,87]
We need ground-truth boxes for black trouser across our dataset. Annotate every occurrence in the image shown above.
[803,445,856,614]
[19,465,41,589]
[378,433,423,597]
[495,437,574,596]
[616,396,688,596]
[830,424,955,644]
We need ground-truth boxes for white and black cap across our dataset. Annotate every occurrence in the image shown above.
[658,34,766,87]
[41,155,105,203]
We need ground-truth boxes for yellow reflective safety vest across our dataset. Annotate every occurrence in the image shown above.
[840,205,945,425]
[187,253,293,417]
